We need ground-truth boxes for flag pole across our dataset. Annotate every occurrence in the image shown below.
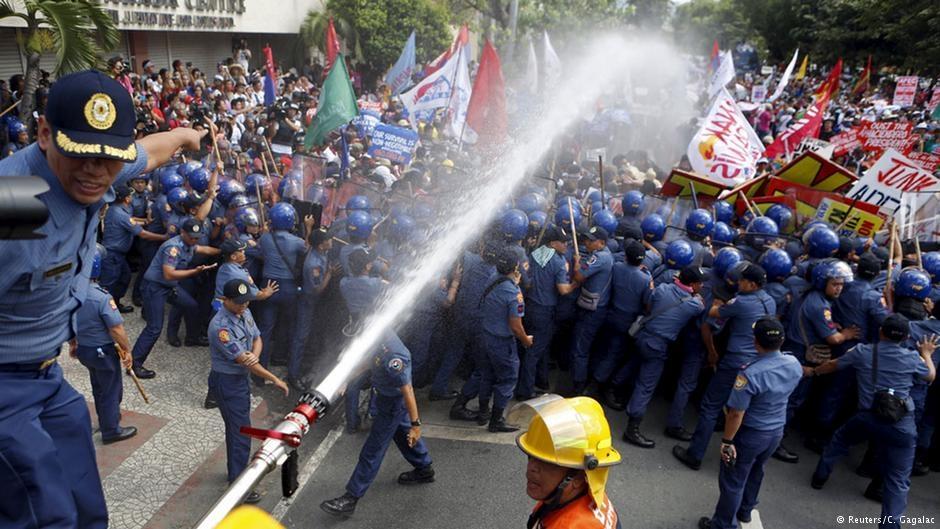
[598,156,606,209]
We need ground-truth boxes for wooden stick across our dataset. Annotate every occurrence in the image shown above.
[598,156,606,209]
[834,196,859,232]
[332,236,349,246]
[689,181,699,210]
[568,197,580,263]
[205,118,225,175]
[739,191,760,217]
[0,100,21,120]
[262,137,279,177]
[118,345,150,404]
[885,221,897,309]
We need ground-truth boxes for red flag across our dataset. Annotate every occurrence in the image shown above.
[325,17,341,72]
[425,24,469,76]
[763,89,832,160]
[814,58,842,100]
[464,41,507,147]
[852,55,871,97]
[708,40,720,75]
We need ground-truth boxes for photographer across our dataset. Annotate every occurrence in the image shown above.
[108,55,133,95]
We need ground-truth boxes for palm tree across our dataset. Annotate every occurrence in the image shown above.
[299,8,363,65]
[0,0,119,128]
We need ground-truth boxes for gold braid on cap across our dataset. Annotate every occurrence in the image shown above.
[56,130,137,161]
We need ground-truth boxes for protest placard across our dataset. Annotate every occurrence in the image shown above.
[352,110,381,139]
[751,84,766,103]
[661,169,729,200]
[687,89,764,185]
[830,127,862,156]
[859,121,915,153]
[773,150,857,192]
[847,148,940,215]
[814,197,885,237]
[909,151,940,173]
[892,76,918,107]
[367,123,419,164]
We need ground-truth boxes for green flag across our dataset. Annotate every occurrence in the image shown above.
[305,54,358,148]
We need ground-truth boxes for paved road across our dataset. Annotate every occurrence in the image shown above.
[61,306,940,529]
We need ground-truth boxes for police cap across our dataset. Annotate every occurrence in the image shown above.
[754,316,785,348]
[543,225,569,244]
[678,265,705,285]
[181,218,203,237]
[623,240,646,266]
[223,278,253,304]
[580,225,609,242]
[880,314,910,342]
[741,263,767,286]
[221,238,247,257]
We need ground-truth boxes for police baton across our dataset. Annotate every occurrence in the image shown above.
[117,344,150,404]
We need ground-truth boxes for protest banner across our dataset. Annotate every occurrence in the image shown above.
[830,127,862,157]
[661,169,729,200]
[763,89,831,160]
[708,51,735,97]
[909,151,940,172]
[687,88,764,185]
[773,150,857,192]
[358,100,384,114]
[764,177,837,222]
[794,137,834,158]
[814,197,885,237]
[351,109,381,139]
[847,148,940,215]
[892,76,918,107]
[751,84,767,103]
[929,86,940,112]
[367,123,419,164]
[859,121,915,153]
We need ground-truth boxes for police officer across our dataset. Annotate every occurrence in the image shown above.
[209,278,288,505]
[904,289,940,476]
[809,315,937,529]
[653,240,694,287]
[2,118,28,158]
[477,248,534,432]
[0,69,203,529]
[519,225,577,400]
[698,317,802,529]
[621,265,705,448]
[74,245,137,444]
[570,225,613,395]
[294,228,335,384]
[214,238,279,310]
[321,250,434,517]
[131,218,220,378]
[101,183,167,311]
[674,263,776,470]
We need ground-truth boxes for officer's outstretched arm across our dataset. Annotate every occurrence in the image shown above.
[108,323,132,357]
[139,128,208,172]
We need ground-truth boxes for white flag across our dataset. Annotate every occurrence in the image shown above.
[446,47,472,137]
[767,49,799,102]
[687,88,764,185]
[525,38,538,92]
[707,50,735,97]
[399,50,462,124]
[543,31,561,84]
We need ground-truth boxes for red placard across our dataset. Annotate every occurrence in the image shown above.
[858,121,915,154]
[830,127,862,157]
[908,151,940,173]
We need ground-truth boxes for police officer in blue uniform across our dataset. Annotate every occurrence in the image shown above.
[131,218,220,378]
[214,238,278,310]
[209,278,288,505]
[904,293,940,476]
[674,263,776,470]
[101,183,167,312]
[2,118,28,158]
[0,69,204,529]
[570,225,614,395]
[698,317,803,529]
[518,225,577,400]
[477,248,534,432]
[809,315,937,529]
[294,228,335,384]
[74,245,137,444]
[622,265,706,448]
[321,249,434,517]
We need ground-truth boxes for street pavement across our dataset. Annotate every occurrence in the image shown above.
[61,305,940,529]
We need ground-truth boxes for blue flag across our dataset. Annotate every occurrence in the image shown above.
[339,131,350,178]
[385,31,416,96]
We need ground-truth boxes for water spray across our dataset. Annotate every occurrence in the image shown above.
[194,34,691,527]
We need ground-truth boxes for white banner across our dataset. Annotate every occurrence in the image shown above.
[400,50,461,123]
[687,88,764,185]
[892,76,919,107]
[767,49,799,102]
[847,148,940,215]
[708,50,735,97]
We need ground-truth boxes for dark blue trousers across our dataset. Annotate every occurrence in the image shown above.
[75,344,123,438]
[208,371,251,483]
[132,239,160,302]
[519,303,554,397]
[709,426,783,529]
[432,318,478,397]
[814,412,917,529]
[257,278,300,370]
[345,393,432,498]
[687,366,739,461]
[667,331,706,429]
[132,279,199,367]
[593,315,630,385]
[290,294,319,381]
[0,363,107,529]
[100,250,130,304]
[570,307,607,385]
[166,276,203,341]
[406,312,441,385]
[624,337,668,419]
[478,332,520,410]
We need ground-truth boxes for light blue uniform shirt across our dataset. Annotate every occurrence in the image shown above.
[259,230,305,281]
[102,202,142,253]
[214,262,259,300]
[209,306,260,376]
[143,236,195,287]
[76,284,124,347]
[481,278,524,337]
[727,350,803,431]
[0,142,146,363]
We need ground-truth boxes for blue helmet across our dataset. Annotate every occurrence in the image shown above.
[685,208,714,239]
[389,214,416,241]
[804,226,840,258]
[234,207,260,232]
[278,176,302,199]
[346,209,374,239]
[714,200,734,224]
[167,187,189,212]
[269,202,297,231]
[713,247,744,279]
[177,161,203,179]
[745,217,779,249]
[346,195,371,211]
[556,196,583,213]
[528,210,548,230]
[516,193,542,214]
[7,119,26,138]
[188,167,211,193]
[922,252,940,284]
[501,209,529,241]
[711,221,734,245]
[641,214,666,242]
[811,259,853,291]
[228,194,250,211]
[895,268,932,301]
[161,171,184,193]
[665,240,694,269]
[765,204,794,233]
[853,237,876,256]
[592,209,618,234]
[218,180,246,207]
[555,203,582,229]
[586,189,603,204]
[759,248,793,282]
[90,244,105,280]
[621,191,645,217]
[590,201,604,215]
[245,173,269,193]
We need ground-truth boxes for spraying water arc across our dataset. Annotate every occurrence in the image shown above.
[195,33,689,528]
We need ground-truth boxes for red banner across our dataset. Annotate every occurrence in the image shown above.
[909,151,940,172]
[830,127,862,157]
[859,121,915,154]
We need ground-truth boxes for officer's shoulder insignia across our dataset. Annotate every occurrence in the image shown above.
[727,297,736,304]
[733,374,748,390]
[588,255,597,265]
[218,329,231,343]
[564,261,570,272]
[388,357,404,373]
[165,203,172,212]
[516,292,524,303]
[84,93,117,130]
[109,298,118,311]
[169,246,179,257]
[248,276,255,284]
[312,267,321,277]
[523,261,530,271]
[822,309,832,321]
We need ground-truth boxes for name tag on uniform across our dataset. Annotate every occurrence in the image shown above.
[44,262,73,278]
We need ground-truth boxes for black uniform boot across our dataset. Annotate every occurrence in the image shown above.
[320,493,358,516]
[448,395,478,421]
[488,407,519,433]
[622,417,655,448]
[476,402,491,426]
[601,385,626,411]
[912,447,930,476]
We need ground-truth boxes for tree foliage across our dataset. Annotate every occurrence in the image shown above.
[303,0,452,83]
